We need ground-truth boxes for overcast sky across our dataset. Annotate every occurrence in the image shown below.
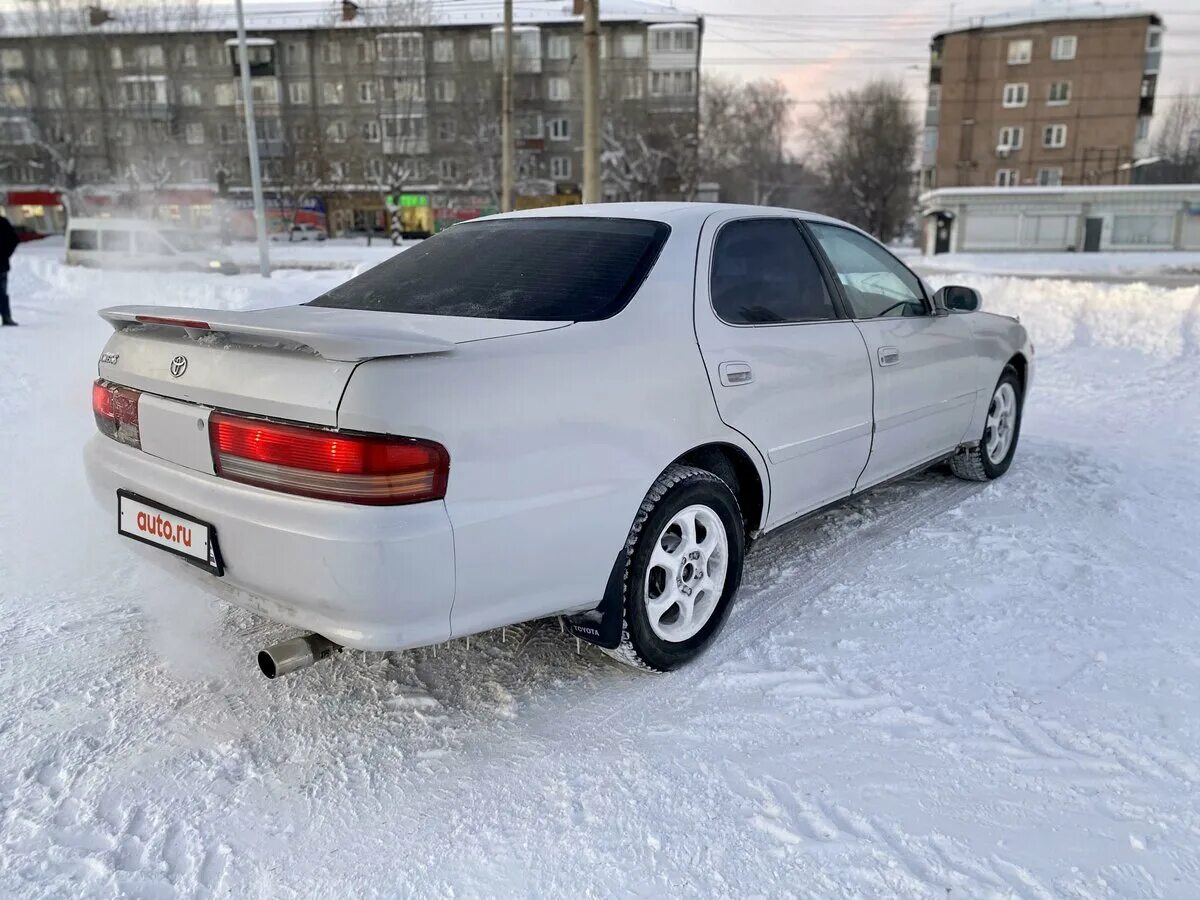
[687,0,1200,131]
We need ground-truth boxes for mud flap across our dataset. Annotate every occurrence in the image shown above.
[564,551,625,650]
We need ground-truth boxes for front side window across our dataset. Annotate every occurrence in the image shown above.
[808,223,926,319]
[309,218,670,321]
[69,229,98,250]
[102,230,133,252]
[711,219,838,325]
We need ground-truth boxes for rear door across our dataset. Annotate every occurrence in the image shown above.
[805,222,978,487]
[694,214,874,528]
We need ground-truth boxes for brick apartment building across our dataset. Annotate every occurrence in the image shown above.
[0,1,702,235]
[920,11,1163,191]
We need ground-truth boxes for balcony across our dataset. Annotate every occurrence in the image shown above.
[226,38,277,79]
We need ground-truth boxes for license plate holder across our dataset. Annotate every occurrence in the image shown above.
[117,489,224,576]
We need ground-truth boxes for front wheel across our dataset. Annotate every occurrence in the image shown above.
[606,465,746,672]
[950,368,1024,481]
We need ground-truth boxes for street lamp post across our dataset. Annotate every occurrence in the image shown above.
[234,0,270,277]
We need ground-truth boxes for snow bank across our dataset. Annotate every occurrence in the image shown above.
[915,250,1200,279]
[927,273,1200,359]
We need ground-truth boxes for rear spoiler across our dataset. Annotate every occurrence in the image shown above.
[99,304,455,362]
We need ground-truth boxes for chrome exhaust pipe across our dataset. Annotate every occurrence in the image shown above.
[258,633,341,679]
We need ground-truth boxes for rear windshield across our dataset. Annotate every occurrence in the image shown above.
[307,217,671,321]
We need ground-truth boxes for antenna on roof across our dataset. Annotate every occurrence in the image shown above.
[87,5,114,26]
[342,0,360,21]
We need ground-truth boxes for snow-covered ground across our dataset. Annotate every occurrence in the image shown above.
[2,241,1200,898]
[912,250,1200,281]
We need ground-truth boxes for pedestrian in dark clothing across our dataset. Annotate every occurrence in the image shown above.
[0,214,19,325]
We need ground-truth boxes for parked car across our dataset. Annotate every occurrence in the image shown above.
[84,204,1031,678]
[271,223,328,242]
[66,218,238,275]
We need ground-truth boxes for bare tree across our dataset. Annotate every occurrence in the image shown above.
[698,76,792,205]
[1150,91,1200,183]
[807,79,917,242]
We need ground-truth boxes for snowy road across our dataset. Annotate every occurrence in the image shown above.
[2,244,1199,898]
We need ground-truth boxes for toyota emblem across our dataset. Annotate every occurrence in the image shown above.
[170,355,188,378]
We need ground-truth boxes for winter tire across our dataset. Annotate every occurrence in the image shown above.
[950,367,1023,482]
[605,464,746,672]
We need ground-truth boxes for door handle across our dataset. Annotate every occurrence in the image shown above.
[718,361,754,386]
[877,346,901,367]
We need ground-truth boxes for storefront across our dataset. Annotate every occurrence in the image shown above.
[1,191,67,234]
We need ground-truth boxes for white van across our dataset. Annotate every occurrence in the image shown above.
[65,218,239,275]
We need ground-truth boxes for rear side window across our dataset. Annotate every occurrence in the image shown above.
[101,230,133,253]
[309,217,670,321]
[711,218,837,324]
[69,229,98,251]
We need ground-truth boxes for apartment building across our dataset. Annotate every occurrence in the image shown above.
[921,11,1163,191]
[0,2,702,234]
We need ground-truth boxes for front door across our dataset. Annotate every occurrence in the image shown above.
[694,215,874,527]
[1083,217,1103,252]
[806,222,979,488]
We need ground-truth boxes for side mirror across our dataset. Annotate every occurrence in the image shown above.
[935,285,982,312]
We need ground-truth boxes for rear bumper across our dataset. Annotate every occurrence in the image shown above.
[84,435,455,651]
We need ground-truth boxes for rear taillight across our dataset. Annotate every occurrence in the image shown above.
[209,412,449,506]
[92,380,141,448]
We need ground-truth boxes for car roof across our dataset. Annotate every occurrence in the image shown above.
[485,202,849,230]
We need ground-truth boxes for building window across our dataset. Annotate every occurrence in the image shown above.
[436,118,456,140]
[72,85,97,108]
[1007,39,1032,65]
[289,82,310,104]
[134,45,165,68]
[548,35,571,60]
[245,80,278,104]
[1037,167,1062,186]
[358,80,377,103]
[995,168,1019,187]
[620,34,644,58]
[650,70,695,96]
[652,29,696,52]
[38,49,57,70]
[623,74,644,100]
[548,117,570,140]
[377,33,423,62]
[1002,83,1027,108]
[997,125,1023,151]
[1042,124,1067,148]
[1136,116,1151,140]
[69,48,89,71]
[185,122,204,145]
[110,47,124,69]
[1111,214,1173,246]
[927,85,940,109]
[286,42,308,64]
[44,87,64,109]
[357,39,375,64]
[1050,35,1077,60]
[469,36,490,61]
[548,77,570,101]
[180,84,203,106]
[80,125,97,146]
[438,158,458,181]
[1146,27,1163,52]
[1047,81,1070,105]
[320,43,341,65]
[219,122,238,143]
[323,81,344,105]
[551,156,572,179]
[362,120,381,142]
[432,79,455,102]
[326,120,347,142]
[181,44,198,66]
[389,77,425,102]
[433,39,454,63]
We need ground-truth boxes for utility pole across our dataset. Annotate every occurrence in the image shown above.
[581,0,601,203]
[235,0,270,277]
[500,0,515,212]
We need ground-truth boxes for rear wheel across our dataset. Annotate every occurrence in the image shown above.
[606,465,745,672]
[950,368,1024,481]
